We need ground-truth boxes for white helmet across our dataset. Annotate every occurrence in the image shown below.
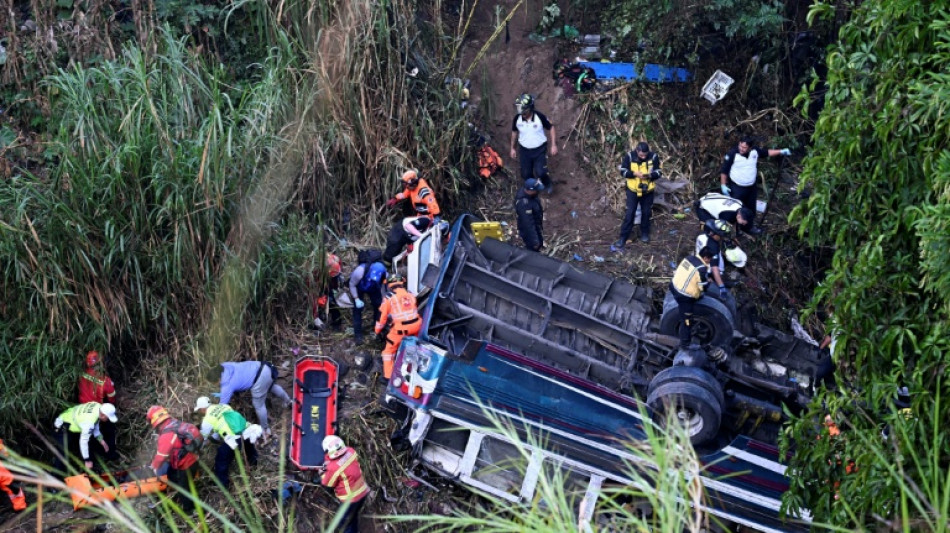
[724,246,747,268]
[322,435,345,459]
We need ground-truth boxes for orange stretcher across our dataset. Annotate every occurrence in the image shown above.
[289,355,339,470]
[64,467,167,510]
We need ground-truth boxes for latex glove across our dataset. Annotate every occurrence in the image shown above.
[355,299,365,309]
[719,285,729,298]
[224,434,240,450]
[84,460,93,469]
[780,148,792,156]
[720,184,731,196]
[386,198,399,208]
[100,439,110,453]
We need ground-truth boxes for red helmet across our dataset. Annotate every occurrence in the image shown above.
[326,253,342,278]
[147,405,171,428]
[85,350,100,368]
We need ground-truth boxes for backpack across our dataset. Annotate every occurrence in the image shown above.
[358,262,387,292]
[552,58,596,93]
[223,410,248,435]
[163,420,204,461]
[357,248,383,267]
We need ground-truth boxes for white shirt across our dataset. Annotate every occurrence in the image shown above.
[727,150,761,186]
[514,114,549,149]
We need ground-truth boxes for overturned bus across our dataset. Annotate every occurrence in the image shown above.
[384,215,817,531]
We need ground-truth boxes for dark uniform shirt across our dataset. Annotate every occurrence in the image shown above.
[514,189,544,251]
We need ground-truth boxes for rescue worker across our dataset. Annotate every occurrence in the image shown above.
[77,350,119,461]
[612,141,662,250]
[52,402,118,473]
[194,397,259,489]
[0,439,26,512]
[669,247,714,348]
[382,215,432,265]
[510,93,558,192]
[694,192,755,235]
[319,435,369,533]
[719,137,791,234]
[699,219,738,317]
[386,170,441,220]
[311,252,344,331]
[374,275,421,380]
[216,360,292,441]
[348,259,387,345]
[514,178,545,251]
[147,406,202,513]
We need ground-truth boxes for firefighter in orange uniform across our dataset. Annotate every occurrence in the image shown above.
[0,439,26,512]
[78,351,119,461]
[319,435,369,533]
[147,406,203,513]
[374,275,421,380]
[386,170,441,220]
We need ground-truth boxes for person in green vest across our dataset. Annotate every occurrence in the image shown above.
[51,402,118,473]
[194,396,260,488]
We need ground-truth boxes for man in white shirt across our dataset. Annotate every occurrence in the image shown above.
[510,93,558,193]
[719,137,790,234]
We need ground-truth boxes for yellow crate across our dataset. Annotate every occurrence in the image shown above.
[470,222,505,245]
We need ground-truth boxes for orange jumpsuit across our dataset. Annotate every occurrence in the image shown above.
[395,178,441,218]
[374,287,421,379]
[0,440,26,511]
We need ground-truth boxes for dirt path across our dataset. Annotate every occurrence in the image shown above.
[459,0,705,288]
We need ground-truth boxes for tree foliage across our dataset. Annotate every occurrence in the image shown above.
[600,0,786,61]
[784,0,950,526]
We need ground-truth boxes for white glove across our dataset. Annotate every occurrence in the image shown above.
[242,424,264,444]
[355,299,365,309]
[780,148,791,156]
[54,418,63,430]
[224,434,240,450]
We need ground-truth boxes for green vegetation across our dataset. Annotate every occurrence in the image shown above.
[0,0,477,441]
[600,0,786,61]
[784,0,950,528]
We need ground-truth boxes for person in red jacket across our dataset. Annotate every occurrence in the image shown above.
[78,351,119,461]
[147,406,203,513]
[386,170,441,220]
[319,435,369,533]
[374,276,421,380]
[0,439,26,512]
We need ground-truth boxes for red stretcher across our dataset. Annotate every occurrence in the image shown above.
[290,355,339,470]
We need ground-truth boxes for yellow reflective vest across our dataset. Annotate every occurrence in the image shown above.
[59,402,102,433]
[671,255,710,299]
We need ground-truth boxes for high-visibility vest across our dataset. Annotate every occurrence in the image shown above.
[670,255,710,299]
[397,178,441,217]
[625,151,660,196]
[386,288,419,324]
[59,402,101,433]
[203,404,238,438]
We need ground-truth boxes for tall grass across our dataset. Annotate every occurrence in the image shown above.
[390,405,711,533]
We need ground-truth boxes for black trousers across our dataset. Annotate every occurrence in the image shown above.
[619,189,654,242]
[729,182,757,226]
[518,144,550,188]
[672,292,697,348]
[352,288,383,341]
[166,462,198,513]
[213,440,258,488]
[338,497,366,533]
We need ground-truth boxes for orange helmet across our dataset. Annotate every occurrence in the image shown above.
[86,350,100,368]
[147,405,171,428]
[401,170,420,188]
[326,253,342,278]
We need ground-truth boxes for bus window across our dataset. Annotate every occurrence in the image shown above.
[471,437,527,495]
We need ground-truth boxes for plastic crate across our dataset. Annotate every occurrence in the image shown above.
[701,70,735,104]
